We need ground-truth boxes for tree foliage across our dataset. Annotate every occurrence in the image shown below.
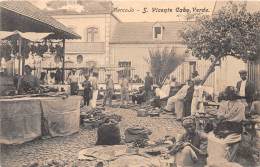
[181,2,260,84]
[147,47,184,85]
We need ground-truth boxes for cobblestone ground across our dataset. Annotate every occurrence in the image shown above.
[1,105,184,167]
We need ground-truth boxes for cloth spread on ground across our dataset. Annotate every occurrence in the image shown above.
[207,132,241,166]
[78,145,162,167]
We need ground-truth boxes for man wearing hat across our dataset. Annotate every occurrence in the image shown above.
[67,69,79,95]
[236,70,255,107]
[103,74,114,107]
[144,72,153,101]
[171,116,207,167]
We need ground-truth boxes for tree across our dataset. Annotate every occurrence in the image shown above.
[147,47,184,85]
[181,2,260,84]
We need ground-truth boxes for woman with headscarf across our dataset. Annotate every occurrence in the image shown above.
[170,116,207,167]
[207,86,246,166]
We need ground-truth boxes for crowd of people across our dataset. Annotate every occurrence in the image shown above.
[12,65,260,166]
[165,69,259,167]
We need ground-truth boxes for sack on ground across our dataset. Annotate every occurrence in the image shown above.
[124,127,152,143]
[96,122,121,145]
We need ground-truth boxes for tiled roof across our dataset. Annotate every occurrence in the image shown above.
[0,1,81,39]
[110,21,194,44]
[44,1,112,15]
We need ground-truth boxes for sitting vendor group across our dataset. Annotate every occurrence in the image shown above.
[13,65,259,167]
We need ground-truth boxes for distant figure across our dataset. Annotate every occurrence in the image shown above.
[82,75,92,106]
[89,72,99,108]
[133,74,143,83]
[164,80,193,117]
[169,76,181,96]
[191,78,205,116]
[17,65,40,94]
[120,74,129,107]
[55,68,62,84]
[39,72,46,84]
[13,73,19,88]
[236,70,255,108]
[103,74,114,107]
[132,86,145,104]
[191,70,200,81]
[48,72,55,85]
[144,72,153,101]
[67,69,78,95]
[183,80,195,117]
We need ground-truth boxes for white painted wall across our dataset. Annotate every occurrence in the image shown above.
[53,15,108,42]
[110,43,187,79]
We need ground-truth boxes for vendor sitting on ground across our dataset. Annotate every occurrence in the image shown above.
[207,86,245,167]
[132,86,145,104]
[169,116,207,167]
[17,65,40,94]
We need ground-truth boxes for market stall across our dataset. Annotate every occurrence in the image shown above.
[0,1,82,144]
[0,96,81,144]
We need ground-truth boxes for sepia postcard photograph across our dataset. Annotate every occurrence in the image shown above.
[0,0,260,166]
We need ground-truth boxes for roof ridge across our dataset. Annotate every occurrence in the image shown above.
[116,20,196,24]
[0,1,80,39]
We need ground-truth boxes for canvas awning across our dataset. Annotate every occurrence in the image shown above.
[0,31,53,41]
[0,1,81,39]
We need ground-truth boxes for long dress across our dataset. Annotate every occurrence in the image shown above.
[191,85,204,115]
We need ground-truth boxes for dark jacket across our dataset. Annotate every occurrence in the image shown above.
[144,76,153,91]
[236,80,255,104]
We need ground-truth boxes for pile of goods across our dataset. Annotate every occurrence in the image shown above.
[127,103,162,117]
[96,119,121,145]
[40,85,59,93]
[136,107,162,117]
[124,126,152,148]
[0,40,64,61]
[80,107,122,129]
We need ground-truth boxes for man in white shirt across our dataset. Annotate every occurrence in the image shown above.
[236,70,255,107]
[67,69,79,95]
[164,80,194,120]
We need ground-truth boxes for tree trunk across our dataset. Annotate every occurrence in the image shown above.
[201,57,220,85]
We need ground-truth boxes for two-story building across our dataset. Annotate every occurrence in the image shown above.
[43,0,259,93]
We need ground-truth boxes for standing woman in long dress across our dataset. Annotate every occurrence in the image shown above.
[89,72,99,108]
[191,78,205,116]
